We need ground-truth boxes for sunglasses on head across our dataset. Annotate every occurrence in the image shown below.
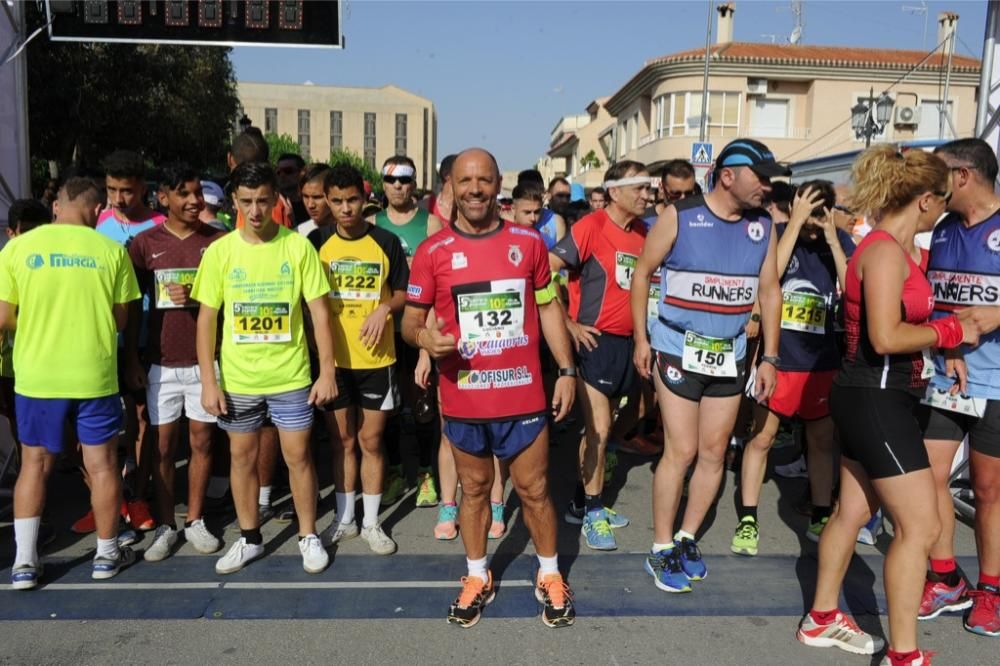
[383,176,414,185]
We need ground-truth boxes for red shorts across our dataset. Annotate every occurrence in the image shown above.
[768,369,837,421]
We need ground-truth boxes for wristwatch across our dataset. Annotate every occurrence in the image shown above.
[750,313,762,323]
[760,355,781,368]
[558,367,578,378]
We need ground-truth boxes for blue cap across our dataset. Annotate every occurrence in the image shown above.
[715,138,791,177]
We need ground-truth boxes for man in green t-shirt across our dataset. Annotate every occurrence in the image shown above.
[192,162,338,575]
[0,178,141,589]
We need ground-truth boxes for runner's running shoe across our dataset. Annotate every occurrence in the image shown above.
[144,525,179,562]
[72,501,129,534]
[92,545,137,580]
[564,502,629,528]
[215,537,264,575]
[416,469,439,507]
[320,520,359,547]
[857,509,883,546]
[298,534,329,574]
[184,519,222,554]
[918,576,971,620]
[645,548,691,593]
[434,504,458,540]
[361,523,397,555]
[488,502,505,540]
[536,572,575,628]
[447,571,494,628]
[381,466,406,507]
[796,610,885,654]
[730,516,759,556]
[582,509,616,551]
[619,434,663,456]
[676,537,707,580]
[603,450,618,483]
[963,584,1000,637]
[774,454,808,479]
[806,517,829,544]
[10,563,42,590]
[877,650,934,665]
[126,500,155,531]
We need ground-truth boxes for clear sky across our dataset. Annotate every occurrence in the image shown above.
[230,0,989,172]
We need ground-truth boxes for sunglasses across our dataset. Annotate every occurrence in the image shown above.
[383,176,414,185]
[934,190,952,204]
[665,189,695,201]
[832,204,853,215]
[276,167,299,175]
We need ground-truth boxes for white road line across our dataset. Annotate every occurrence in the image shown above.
[2,580,534,592]
[2,582,221,591]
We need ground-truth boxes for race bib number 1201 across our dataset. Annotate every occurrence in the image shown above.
[232,302,291,343]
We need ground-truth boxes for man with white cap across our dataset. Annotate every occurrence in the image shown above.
[199,181,229,232]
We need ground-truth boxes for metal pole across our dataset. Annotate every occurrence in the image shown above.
[940,22,955,139]
[976,1,999,136]
[699,1,713,142]
[865,87,874,148]
[12,1,29,199]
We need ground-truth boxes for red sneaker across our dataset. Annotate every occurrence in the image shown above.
[126,499,156,531]
[71,500,129,534]
[964,585,1000,637]
[918,576,972,620]
[619,434,663,456]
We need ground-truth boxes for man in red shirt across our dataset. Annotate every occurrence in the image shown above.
[126,165,226,562]
[550,160,650,551]
[402,148,577,629]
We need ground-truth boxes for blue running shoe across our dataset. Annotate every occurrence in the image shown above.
[11,563,42,590]
[645,549,691,593]
[582,509,617,551]
[92,546,136,580]
[676,537,707,580]
[857,509,883,546]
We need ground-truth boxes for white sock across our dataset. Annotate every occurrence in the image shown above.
[258,485,272,507]
[362,494,381,528]
[537,554,559,577]
[96,537,119,560]
[652,542,674,553]
[674,530,696,543]
[206,476,229,499]
[467,556,488,580]
[13,517,40,567]
[336,491,356,525]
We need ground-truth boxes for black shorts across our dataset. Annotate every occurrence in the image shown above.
[655,351,746,401]
[327,366,400,412]
[116,351,147,405]
[577,332,636,398]
[831,384,929,479]
[920,401,1000,459]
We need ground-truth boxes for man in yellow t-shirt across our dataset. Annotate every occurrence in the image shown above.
[0,178,141,589]
[191,161,337,576]
[315,165,409,555]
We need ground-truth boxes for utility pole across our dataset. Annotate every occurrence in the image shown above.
[699,1,714,142]
[940,16,956,139]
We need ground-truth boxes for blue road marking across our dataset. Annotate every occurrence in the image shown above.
[0,554,981,621]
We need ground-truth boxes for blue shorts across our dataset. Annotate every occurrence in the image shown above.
[218,387,313,433]
[443,415,547,460]
[15,394,123,454]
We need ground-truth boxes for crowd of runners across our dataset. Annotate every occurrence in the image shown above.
[1,129,998,663]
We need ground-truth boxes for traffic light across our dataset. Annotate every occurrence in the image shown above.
[45,1,343,48]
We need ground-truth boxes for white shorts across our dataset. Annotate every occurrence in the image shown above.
[146,364,218,425]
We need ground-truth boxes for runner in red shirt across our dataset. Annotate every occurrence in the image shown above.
[550,160,650,551]
[127,165,225,562]
[402,148,577,629]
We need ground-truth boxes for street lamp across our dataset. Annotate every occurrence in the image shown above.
[239,114,253,132]
[851,86,895,147]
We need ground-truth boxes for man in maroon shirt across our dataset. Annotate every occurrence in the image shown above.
[126,164,225,561]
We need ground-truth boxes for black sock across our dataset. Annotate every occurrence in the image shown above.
[584,493,603,513]
[739,505,758,522]
[642,417,657,435]
[929,569,963,587]
[241,528,263,545]
[184,520,193,529]
[573,484,585,509]
[811,505,832,523]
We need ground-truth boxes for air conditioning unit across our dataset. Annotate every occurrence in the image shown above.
[894,105,921,126]
[747,78,768,95]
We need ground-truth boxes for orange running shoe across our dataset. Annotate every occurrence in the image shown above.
[126,499,155,531]
[71,500,129,534]
[535,571,576,628]
[447,571,495,628]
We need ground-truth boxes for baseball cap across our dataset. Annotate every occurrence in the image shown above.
[715,139,791,178]
[201,180,225,207]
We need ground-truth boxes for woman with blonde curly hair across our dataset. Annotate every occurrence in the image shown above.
[796,145,980,665]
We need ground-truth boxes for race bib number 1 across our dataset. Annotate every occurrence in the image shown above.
[154,268,198,309]
[615,252,638,290]
[781,291,826,334]
[232,302,291,343]
[682,330,737,377]
[921,385,986,418]
[457,291,525,344]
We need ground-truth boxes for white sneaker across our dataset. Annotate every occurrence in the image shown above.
[299,534,329,574]
[361,523,397,555]
[774,455,808,479]
[320,520,359,547]
[215,537,264,575]
[144,525,179,562]
[184,519,222,554]
[857,509,884,546]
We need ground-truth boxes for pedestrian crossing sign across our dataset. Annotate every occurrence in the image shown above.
[692,142,713,165]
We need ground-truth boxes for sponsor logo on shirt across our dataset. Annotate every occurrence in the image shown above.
[508,244,523,267]
[664,364,684,384]
[38,253,99,269]
[457,335,530,359]
[987,229,1000,254]
[451,252,468,270]
[508,226,539,238]
[229,267,247,281]
[152,251,167,259]
[457,366,533,390]
[427,236,455,254]
[25,254,43,270]
[928,269,1000,308]
[747,221,766,243]
[407,284,423,299]
[280,261,292,275]
[689,213,714,228]
[787,255,799,274]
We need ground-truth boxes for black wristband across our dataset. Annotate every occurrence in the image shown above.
[760,355,780,368]
[558,367,578,378]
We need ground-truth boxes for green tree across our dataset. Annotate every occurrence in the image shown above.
[264,133,302,165]
[580,149,602,170]
[329,148,383,194]
[25,4,240,173]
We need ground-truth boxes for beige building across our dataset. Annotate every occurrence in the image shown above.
[238,81,438,190]
[538,98,616,189]
[542,7,979,183]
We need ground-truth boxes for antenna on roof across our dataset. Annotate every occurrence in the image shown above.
[775,1,804,44]
[902,1,929,50]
